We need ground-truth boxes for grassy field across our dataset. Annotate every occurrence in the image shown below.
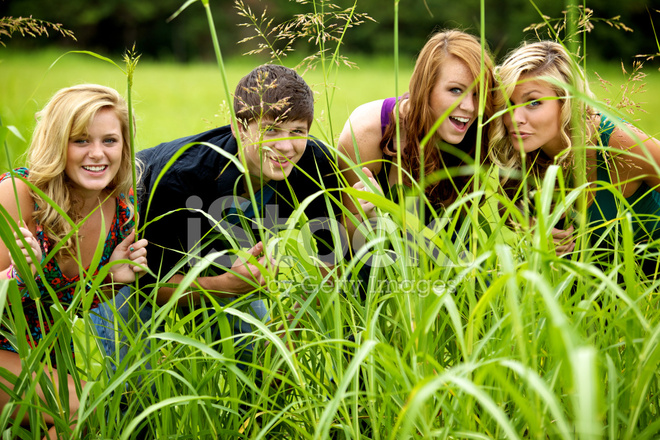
[0,49,415,170]
[1,48,659,172]
[3,44,660,439]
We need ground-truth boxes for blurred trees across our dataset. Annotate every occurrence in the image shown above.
[0,0,657,63]
[0,0,237,61]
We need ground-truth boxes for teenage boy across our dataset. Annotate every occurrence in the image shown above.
[92,64,339,362]
[141,63,337,299]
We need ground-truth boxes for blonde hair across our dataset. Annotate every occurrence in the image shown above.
[27,84,136,256]
[488,41,598,187]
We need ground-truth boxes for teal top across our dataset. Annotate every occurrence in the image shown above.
[587,116,660,244]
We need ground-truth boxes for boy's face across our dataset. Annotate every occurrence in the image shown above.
[237,118,309,186]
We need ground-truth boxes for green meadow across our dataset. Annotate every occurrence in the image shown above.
[0,49,415,169]
[1,49,659,171]
[3,8,660,437]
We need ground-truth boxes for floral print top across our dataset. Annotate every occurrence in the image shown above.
[0,167,134,356]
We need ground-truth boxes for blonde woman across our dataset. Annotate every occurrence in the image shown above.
[0,84,148,436]
[489,41,660,262]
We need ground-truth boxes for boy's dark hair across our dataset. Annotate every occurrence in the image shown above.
[234,64,314,128]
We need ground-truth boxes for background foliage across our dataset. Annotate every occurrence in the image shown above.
[1,0,659,62]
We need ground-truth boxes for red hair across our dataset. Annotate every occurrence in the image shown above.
[382,30,495,207]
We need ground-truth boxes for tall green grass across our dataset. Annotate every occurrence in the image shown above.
[1,0,660,438]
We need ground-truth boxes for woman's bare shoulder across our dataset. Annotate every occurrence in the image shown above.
[340,99,387,151]
[0,177,36,223]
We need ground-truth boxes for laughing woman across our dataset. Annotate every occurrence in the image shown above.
[0,84,148,437]
[338,29,495,236]
[489,41,660,267]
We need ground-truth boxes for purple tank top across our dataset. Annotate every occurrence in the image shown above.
[380,97,399,135]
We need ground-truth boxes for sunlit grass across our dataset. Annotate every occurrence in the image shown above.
[2,1,660,438]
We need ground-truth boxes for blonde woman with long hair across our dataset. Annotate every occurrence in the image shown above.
[489,41,660,263]
[0,84,148,436]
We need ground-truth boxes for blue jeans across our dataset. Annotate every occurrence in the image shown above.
[90,287,269,368]
[89,286,153,367]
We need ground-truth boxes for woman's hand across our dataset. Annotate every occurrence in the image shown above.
[107,230,148,284]
[10,225,43,280]
[551,224,575,257]
[353,167,382,219]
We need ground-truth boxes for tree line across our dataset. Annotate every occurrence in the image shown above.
[1,0,657,64]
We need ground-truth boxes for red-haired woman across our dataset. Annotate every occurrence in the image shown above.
[339,29,495,236]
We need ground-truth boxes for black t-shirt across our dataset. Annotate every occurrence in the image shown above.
[137,125,340,284]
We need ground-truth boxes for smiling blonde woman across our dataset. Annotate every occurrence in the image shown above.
[0,84,148,437]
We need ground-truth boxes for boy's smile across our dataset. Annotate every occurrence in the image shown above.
[237,118,309,188]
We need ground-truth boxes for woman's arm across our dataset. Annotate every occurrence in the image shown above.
[104,229,148,285]
[338,100,387,187]
[337,100,389,240]
[0,178,40,282]
[610,123,660,191]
